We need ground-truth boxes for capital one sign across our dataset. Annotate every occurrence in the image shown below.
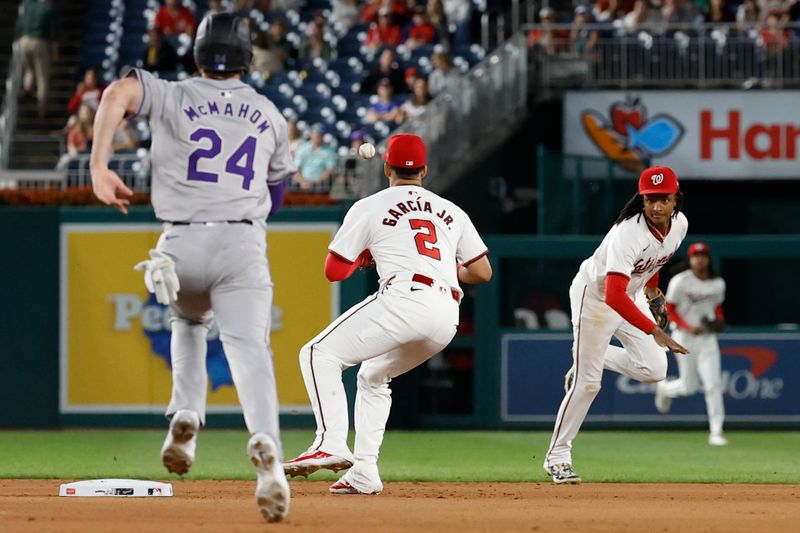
[564,91,800,179]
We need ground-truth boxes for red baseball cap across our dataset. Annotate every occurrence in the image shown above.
[383,133,426,168]
[638,166,679,195]
[688,242,710,256]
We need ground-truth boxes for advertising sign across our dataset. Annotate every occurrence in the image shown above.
[60,223,338,414]
[564,91,800,178]
[502,333,799,423]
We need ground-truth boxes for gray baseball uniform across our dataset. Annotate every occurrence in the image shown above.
[130,68,295,454]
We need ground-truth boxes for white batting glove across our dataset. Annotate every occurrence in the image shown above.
[134,249,180,305]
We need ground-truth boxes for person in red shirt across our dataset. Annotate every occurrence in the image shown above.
[363,0,407,24]
[67,67,105,115]
[154,0,196,37]
[366,8,402,50]
[403,6,437,50]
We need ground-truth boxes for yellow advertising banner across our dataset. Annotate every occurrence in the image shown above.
[60,223,338,414]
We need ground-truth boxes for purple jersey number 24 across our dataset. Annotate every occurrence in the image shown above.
[187,128,257,190]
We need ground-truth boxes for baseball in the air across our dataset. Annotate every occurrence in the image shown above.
[358,142,376,159]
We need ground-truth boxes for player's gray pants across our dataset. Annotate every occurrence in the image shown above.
[545,276,668,468]
[157,221,282,458]
[662,331,725,435]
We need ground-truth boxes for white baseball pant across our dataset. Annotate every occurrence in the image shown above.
[299,273,459,493]
[156,221,283,457]
[545,276,668,468]
[661,331,725,435]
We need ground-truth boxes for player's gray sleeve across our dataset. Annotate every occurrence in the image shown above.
[267,112,296,184]
[125,67,168,120]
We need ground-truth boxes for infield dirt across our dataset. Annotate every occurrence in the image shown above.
[1,480,798,532]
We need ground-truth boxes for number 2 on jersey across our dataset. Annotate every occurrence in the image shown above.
[409,219,441,260]
[187,128,256,190]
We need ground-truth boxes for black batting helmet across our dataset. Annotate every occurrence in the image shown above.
[193,13,252,74]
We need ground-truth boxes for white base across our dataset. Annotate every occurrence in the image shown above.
[59,479,173,497]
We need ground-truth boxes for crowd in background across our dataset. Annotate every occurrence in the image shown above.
[57,0,480,191]
[528,0,800,58]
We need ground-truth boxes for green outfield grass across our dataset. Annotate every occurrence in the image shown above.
[1,430,798,483]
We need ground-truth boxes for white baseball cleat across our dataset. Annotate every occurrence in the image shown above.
[709,433,729,446]
[248,434,290,523]
[283,449,354,477]
[544,463,582,485]
[161,409,200,475]
[329,471,382,495]
[654,381,672,414]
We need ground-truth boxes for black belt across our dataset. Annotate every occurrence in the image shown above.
[165,220,253,225]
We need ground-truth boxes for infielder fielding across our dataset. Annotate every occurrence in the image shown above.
[283,134,492,495]
[90,13,292,522]
[655,242,728,446]
[543,166,689,484]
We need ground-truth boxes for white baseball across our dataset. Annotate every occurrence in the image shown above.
[358,142,376,159]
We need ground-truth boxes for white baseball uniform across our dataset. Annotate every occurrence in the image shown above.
[299,184,487,493]
[130,67,295,455]
[661,270,726,435]
[544,211,688,468]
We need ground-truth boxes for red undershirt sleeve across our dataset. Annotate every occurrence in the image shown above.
[667,302,692,330]
[715,304,725,320]
[605,273,657,333]
[324,252,358,282]
[645,271,659,288]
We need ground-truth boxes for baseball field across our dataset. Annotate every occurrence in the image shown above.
[1,429,798,531]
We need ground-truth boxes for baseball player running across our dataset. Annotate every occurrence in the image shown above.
[655,242,728,446]
[543,166,689,484]
[283,134,492,495]
[90,13,293,522]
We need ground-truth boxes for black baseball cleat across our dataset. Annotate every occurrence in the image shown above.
[544,463,582,484]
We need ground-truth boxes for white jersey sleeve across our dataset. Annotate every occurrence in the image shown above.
[328,200,371,262]
[716,279,727,306]
[665,272,684,304]
[456,211,488,265]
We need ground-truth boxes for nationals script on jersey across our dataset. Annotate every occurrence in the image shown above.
[578,211,688,300]
[130,68,295,222]
[329,185,488,293]
[666,270,726,328]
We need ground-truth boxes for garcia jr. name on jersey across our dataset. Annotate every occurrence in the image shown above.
[382,198,455,227]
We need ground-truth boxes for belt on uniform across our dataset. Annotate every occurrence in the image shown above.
[165,220,253,226]
[411,273,460,303]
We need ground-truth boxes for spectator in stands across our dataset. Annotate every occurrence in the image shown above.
[57,103,94,169]
[593,0,618,22]
[428,46,459,96]
[760,9,789,54]
[299,19,333,62]
[269,18,298,65]
[528,8,569,55]
[361,47,407,94]
[570,6,598,57]
[68,67,105,115]
[443,0,472,47]
[141,28,179,73]
[404,66,420,92]
[251,23,286,75]
[154,0,196,38]
[704,0,736,23]
[366,8,403,50]
[426,0,451,48]
[332,0,361,31]
[661,0,698,27]
[112,119,139,153]
[293,124,339,190]
[15,0,60,119]
[736,0,760,29]
[363,0,407,24]
[403,6,438,50]
[202,0,225,19]
[367,78,402,124]
[400,76,431,121]
[287,120,301,157]
[623,0,662,34]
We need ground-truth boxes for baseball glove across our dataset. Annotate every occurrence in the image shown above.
[647,291,670,329]
[701,316,726,333]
